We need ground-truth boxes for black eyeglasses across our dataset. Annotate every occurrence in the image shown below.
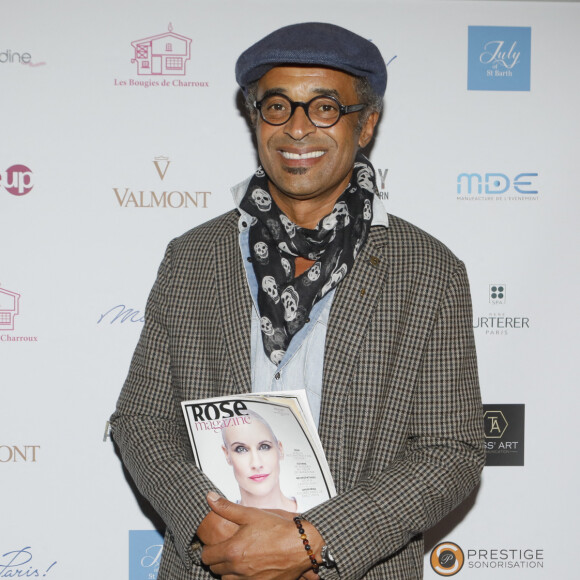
[254,93,367,128]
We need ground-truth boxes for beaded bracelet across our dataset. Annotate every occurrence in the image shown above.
[293,516,320,574]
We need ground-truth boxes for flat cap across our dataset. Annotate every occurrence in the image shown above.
[235,22,387,97]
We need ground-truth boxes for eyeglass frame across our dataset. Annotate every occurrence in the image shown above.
[253,93,367,128]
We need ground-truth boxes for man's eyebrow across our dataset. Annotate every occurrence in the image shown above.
[258,87,343,101]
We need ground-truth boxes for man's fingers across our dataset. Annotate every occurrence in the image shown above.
[206,491,255,525]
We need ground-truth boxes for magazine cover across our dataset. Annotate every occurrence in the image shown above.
[181,391,336,512]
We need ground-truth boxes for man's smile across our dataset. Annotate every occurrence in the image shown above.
[279,150,326,160]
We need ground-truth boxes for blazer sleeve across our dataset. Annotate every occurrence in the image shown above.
[109,241,220,570]
[303,261,485,579]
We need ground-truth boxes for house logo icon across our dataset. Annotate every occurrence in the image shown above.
[0,287,21,331]
[131,23,192,76]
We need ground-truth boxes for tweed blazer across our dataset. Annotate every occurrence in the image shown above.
[111,209,485,580]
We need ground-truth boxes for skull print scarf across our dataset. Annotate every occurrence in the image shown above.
[239,152,378,365]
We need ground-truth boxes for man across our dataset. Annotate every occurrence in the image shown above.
[111,22,484,580]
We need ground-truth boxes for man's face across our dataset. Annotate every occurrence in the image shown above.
[255,66,378,209]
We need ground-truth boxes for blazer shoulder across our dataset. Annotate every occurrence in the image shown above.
[169,209,240,258]
[384,214,464,277]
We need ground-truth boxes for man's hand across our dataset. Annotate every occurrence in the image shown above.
[196,505,239,546]
[201,492,323,580]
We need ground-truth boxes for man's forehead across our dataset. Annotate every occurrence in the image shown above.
[256,66,358,97]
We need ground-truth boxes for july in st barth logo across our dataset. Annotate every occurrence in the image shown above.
[129,530,164,580]
[112,155,211,209]
[468,26,531,91]
[0,286,38,343]
[114,23,209,88]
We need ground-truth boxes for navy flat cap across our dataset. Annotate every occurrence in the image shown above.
[235,22,387,97]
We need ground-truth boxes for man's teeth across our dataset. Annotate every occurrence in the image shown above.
[281,151,325,160]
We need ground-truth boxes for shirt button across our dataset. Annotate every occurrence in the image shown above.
[275,372,281,380]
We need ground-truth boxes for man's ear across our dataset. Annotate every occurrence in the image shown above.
[358,111,380,149]
[222,445,232,465]
[278,441,284,460]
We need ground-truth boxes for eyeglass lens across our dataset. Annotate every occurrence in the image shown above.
[260,95,342,127]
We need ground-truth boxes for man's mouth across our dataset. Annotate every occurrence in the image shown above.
[249,474,270,482]
[280,150,325,160]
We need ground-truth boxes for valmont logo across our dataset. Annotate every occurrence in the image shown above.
[112,156,211,209]
[1,164,34,196]
[468,26,531,91]
[114,23,209,88]
[129,530,164,580]
[457,172,538,201]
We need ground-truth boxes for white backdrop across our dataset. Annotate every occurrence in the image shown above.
[2,1,579,578]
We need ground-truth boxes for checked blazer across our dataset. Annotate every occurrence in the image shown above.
[111,208,485,579]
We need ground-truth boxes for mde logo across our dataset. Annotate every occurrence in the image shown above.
[129,530,164,580]
[430,542,464,576]
[1,164,34,196]
[468,26,531,91]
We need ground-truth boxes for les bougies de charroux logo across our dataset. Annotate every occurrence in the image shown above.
[114,23,209,88]
[1,164,34,196]
[113,155,211,209]
[474,283,530,336]
[0,286,38,342]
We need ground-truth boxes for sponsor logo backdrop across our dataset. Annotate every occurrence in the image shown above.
[1,1,578,578]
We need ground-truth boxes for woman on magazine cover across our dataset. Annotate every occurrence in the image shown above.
[221,410,297,511]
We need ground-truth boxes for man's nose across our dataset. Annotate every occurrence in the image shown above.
[283,105,317,140]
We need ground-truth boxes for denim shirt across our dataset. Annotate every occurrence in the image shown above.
[232,178,389,427]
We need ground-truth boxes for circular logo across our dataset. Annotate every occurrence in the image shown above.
[4,164,34,196]
[430,542,464,576]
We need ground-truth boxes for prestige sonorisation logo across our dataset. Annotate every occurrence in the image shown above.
[430,542,464,576]
[468,26,531,91]
[113,156,211,209]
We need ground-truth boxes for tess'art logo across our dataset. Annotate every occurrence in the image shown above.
[1,164,34,196]
[468,26,531,91]
[430,542,465,576]
[483,404,525,466]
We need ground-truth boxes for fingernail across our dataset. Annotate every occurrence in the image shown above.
[207,491,220,501]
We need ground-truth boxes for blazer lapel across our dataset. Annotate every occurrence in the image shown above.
[318,226,390,484]
[214,212,252,393]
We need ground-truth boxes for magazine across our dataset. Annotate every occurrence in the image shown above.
[181,391,336,512]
